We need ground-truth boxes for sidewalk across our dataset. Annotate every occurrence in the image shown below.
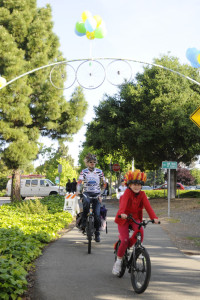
[31,200,200,300]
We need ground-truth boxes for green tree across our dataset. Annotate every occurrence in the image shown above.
[85,55,200,197]
[36,144,78,185]
[0,1,87,201]
[145,169,165,187]
[190,168,200,185]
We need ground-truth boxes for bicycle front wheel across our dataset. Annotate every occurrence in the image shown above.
[131,248,151,294]
[87,217,94,254]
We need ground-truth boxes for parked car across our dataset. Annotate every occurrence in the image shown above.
[153,183,185,190]
[196,185,200,190]
[184,186,196,190]
[6,177,65,199]
[142,186,153,190]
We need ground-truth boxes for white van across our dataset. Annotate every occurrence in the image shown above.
[6,178,65,199]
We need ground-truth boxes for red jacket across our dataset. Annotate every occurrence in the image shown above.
[115,188,157,226]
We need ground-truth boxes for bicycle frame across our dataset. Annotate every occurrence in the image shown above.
[82,193,100,254]
[114,215,160,293]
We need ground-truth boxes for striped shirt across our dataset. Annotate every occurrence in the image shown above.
[77,168,105,193]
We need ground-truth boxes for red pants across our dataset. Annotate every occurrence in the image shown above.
[117,220,144,258]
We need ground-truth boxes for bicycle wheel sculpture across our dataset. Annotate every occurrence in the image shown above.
[50,63,76,89]
[2,57,199,92]
[76,60,106,89]
[106,59,132,86]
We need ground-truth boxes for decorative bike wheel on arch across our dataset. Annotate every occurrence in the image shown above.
[106,59,132,86]
[76,60,106,89]
[50,62,76,89]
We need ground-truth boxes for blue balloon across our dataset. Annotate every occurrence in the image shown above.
[85,17,97,33]
[74,28,85,37]
[186,48,200,68]
[190,61,200,68]
[186,48,197,62]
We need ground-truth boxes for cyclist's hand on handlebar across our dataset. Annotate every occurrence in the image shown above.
[121,213,127,219]
[153,218,160,224]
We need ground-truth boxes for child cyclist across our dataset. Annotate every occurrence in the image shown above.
[112,170,160,275]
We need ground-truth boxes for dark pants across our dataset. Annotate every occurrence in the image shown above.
[82,192,101,235]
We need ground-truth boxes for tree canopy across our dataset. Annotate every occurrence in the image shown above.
[85,55,200,170]
[36,145,78,186]
[0,0,88,200]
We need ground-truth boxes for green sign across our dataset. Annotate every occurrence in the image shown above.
[162,161,177,169]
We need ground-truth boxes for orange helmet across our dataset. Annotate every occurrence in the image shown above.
[124,170,147,186]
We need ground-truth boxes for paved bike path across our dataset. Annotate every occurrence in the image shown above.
[32,201,200,300]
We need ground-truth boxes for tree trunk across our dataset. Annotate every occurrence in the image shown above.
[169,169,177,199]
[11,170,21,202]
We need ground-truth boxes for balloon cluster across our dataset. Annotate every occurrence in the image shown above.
[0,76,6,88]
[75,10,107,40]
[186,48,200,68]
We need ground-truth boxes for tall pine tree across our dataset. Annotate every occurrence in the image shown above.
[0,0,87,201]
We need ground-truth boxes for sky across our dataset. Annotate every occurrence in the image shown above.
[36,0,200,166]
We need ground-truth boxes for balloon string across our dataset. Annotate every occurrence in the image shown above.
[89,40,95,60]
[89,41,92,59]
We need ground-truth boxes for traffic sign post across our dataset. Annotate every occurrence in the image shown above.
[112,163,120,172]
[162,161,177,169]
[58,164,62,194]
[162,161,177,217]
[190,106,200,128]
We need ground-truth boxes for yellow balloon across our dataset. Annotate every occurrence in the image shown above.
[93,15,102,27]
[197,54,200,64]
[86,31,95,40]
[0,76,6,88]
[81,10,92,22]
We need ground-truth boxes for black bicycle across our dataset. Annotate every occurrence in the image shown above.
[114,215,160,294]
[77,193,101,254]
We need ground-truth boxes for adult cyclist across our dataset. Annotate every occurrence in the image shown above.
[76,153,106,242]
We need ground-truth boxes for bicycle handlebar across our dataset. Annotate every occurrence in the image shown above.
[79,193,102,200]
[118,215,161,226]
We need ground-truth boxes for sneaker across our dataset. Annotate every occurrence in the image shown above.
[112,260,122,275]
[95,234,100,242]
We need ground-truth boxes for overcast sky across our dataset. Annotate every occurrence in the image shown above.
[36,0,200,166]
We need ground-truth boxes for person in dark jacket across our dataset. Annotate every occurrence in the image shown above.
[66,179,72,193]
[71,178,77,193]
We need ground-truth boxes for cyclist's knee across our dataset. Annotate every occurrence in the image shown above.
[120,238,129,246]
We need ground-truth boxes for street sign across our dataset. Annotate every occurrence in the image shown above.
[162,161,177,169]
[58,164,62,173]
[190,106,200,128]
[112,163,120,172]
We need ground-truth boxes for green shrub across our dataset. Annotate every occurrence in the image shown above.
[17,198,48,214]
[145,189,200,199]
[0,189,6,197]
[178,190,200,198]
[145,190,167,199]
[0,195,73,299]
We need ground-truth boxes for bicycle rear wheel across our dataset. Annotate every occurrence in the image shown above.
[114,241,127,278]
[131,248,151,294]
[87,217,94,254]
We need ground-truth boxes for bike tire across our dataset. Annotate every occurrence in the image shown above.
[131,247,151,294]
[87,217,94,254]
[114,241,127,278]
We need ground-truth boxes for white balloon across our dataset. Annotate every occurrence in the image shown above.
[0,76,6,88]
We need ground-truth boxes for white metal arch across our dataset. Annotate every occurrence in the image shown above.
[0,57,199,90]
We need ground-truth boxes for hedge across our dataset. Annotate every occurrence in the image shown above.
[0,195,73,300]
